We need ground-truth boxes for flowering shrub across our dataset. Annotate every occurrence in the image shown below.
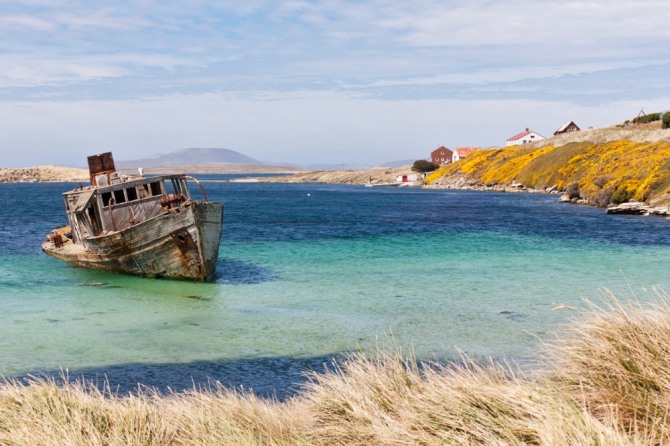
[425,140,670,206]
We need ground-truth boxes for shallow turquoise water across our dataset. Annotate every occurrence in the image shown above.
[1,180,670,396]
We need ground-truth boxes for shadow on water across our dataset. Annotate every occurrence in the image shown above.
[12,353,532,402]
[211,258,276,285]
[16,355,338,401]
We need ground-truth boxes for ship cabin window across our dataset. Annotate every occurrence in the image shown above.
[138,184,150,198]
[113,189,126,204]
[167,178,180,195]
[101,192,112,207]
[150,182,162,196]
[126,186,138,201]
[101,182,163,207]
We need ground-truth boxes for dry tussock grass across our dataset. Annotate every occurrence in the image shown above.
[532,127,670,149]
[303,351,631,445]
[0,377,174,445]
[3,292,670,445]
[549,290,670,444]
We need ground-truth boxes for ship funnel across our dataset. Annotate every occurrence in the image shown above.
[87,152,116,186]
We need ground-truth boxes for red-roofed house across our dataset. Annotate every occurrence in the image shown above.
[506,128,545,146]
[553,121,580,135]
[431,146,453,165]
[452,147,478,162]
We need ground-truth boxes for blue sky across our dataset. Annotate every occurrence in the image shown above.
[1,0,669,167]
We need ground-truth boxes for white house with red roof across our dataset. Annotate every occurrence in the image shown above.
[506,128,545,146]
[452,147,478,162]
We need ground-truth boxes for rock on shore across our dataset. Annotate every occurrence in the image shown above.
[0,166,88,183]
[605,202,670,216]
[424,172,554,195]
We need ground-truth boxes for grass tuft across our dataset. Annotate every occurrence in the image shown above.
[549,290,670,444]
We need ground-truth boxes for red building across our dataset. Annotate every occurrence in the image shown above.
[431,146,453,165]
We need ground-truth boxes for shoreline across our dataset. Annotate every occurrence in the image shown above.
[244,168,670,217]
[425,172,670,217]
[228,165,416,185]
[5,162,670,217]
[0,165,303,183]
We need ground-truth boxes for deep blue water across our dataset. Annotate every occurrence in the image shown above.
[2,177,670,399]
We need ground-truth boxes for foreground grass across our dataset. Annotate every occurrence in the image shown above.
[3,292,670,445]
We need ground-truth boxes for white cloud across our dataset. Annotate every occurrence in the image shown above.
[52,9,151,31]
[0,0,668,166]
[363,59,668,88]
[371,1,670,48]
[0,52,196,87]
[0,15,55,31]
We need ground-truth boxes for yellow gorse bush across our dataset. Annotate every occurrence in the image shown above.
[426,140,670,205]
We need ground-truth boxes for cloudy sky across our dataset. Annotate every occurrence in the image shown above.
[1,1,669,167]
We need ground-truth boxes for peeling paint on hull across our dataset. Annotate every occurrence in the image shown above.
[43,201,223,281]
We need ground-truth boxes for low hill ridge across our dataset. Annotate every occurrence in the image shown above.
[116,148,262,169]
[529,126,670,149]
[0,165,88,183]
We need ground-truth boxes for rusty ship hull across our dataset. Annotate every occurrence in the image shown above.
[42,152,224,281]
[43,201,223,281]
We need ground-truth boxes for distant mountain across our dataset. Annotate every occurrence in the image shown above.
[116,148,262,169]
[116,148,418,172]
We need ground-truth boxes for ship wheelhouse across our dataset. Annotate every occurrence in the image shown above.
[63,175,193,247]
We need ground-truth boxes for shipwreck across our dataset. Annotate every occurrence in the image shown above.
[43,152,224,281]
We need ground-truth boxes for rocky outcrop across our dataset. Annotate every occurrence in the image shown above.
[431,173,670,218]
[606,202,670,216]
[424,172,558,195]
[0,166,88,183]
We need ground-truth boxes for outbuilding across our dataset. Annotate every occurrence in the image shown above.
[553,121,581,135]
[506,128,545,146]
